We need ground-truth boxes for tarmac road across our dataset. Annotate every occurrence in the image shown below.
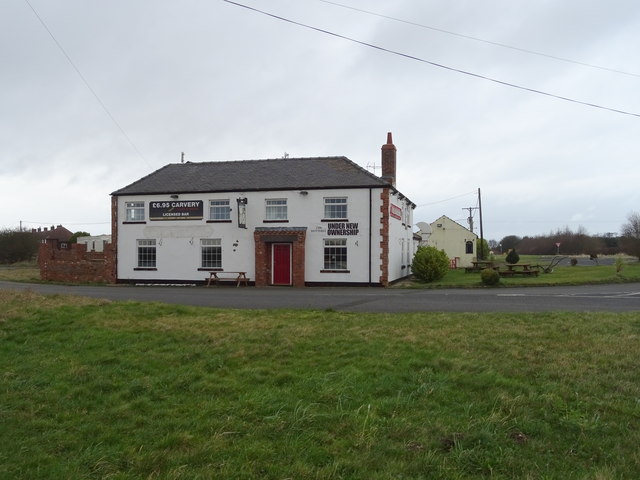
[2,280,640,313]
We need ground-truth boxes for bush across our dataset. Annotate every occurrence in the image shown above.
[615,256,625,274]
[480,268,500,286]
[505,249,520,265]
[412,246,449,283]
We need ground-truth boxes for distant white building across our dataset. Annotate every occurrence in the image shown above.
[419,215,478,268]
[77,235,111,252]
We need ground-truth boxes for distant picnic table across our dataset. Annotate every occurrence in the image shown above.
[464,261,496,273]
[498,264,540,277]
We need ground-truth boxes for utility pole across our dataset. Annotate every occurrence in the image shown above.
[478,188,485,260]
[462,206,478,233]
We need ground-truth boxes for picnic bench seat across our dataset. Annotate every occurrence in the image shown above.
[498,264,540,277]
[465,261,497,273]
[206,271,249,287]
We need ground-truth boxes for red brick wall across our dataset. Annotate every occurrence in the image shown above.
[254,229,306,287]
[291,232,306,287]
[253,234,270,287]
[379,188,390,286]
[38,240,116,284]
[111,196,118,281]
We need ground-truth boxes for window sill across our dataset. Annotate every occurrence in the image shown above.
[320,269,351,274]
[197,268,223,271]
[263,220,289,223]
[321,219,348,222]
[123,221,146,225]
[134,267,157,271]
[206,220,232,223]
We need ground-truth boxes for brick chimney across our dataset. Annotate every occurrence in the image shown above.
[381,132,396,187]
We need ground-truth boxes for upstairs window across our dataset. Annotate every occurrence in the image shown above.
[201,239,222,268]
[125,201,145,222]
[266,199,287,221]
[324,197,347,220]
[209,200,230,221]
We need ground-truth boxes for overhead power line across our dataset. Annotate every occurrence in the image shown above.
[23,0,152,168]
[415,190,477,208]
[223,0,640,119]
[316,0,640,78]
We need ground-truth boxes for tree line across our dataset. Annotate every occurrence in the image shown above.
[491,212,640,259]
[0,228,89,264]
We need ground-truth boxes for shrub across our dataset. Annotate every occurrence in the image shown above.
[505,249,520,265]
[615,256,625,274]
[480,268,500,286]
[412,246,449,283]
[570,258,578,266]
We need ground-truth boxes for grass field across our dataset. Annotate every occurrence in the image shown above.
[0,262,40,283]
[402,255,640,288]
[1,290,639,479]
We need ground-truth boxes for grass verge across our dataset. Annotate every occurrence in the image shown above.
[1,290,639,479]
[402,256,640,288]
[0,262,40,283]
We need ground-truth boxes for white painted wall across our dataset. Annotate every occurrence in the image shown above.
[387,192,415,282]
[427,215,478,268]
[77,235,111,252]
[116,188,390,284]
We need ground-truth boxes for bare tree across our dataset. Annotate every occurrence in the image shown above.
[620,212,640,260]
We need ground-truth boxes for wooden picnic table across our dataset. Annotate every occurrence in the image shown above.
[499,264,540,277]
[206,271,249,287]
[464,260,496,273]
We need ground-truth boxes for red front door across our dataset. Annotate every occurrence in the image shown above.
[272,243,292,285]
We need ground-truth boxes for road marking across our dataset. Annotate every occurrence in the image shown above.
[498,291,640,299]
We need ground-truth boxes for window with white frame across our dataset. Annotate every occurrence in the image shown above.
[324,197,347,220]
[323,238,347,270]
[136,239,156,268]
[209,200,230,221]
[125,201,145,222]
[266,198,287,221]
[201,239,222,268]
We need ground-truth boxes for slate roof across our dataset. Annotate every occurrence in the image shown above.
[111,157,391,196]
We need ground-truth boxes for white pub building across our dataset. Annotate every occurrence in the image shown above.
[111,133,415,286]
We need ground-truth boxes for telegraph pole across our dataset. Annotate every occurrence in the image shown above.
[478,188,484,260]
[463,206,478,232]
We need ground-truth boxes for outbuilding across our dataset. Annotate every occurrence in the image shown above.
[110,133,415,286]
[422,215,479,269]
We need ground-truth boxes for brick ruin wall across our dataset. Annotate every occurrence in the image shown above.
[38,241,116,284]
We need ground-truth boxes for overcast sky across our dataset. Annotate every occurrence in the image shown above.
[2,0,639,241]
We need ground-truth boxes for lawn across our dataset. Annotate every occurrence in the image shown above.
[1,290,639,479]
[403,255,640,288]
[0,262,40,282]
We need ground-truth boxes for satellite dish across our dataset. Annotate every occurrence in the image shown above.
[416,222,432,234]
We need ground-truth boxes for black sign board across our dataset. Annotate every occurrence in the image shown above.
[149,200,203,221]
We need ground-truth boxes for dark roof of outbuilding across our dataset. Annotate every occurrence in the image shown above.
[111,156,391,196]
